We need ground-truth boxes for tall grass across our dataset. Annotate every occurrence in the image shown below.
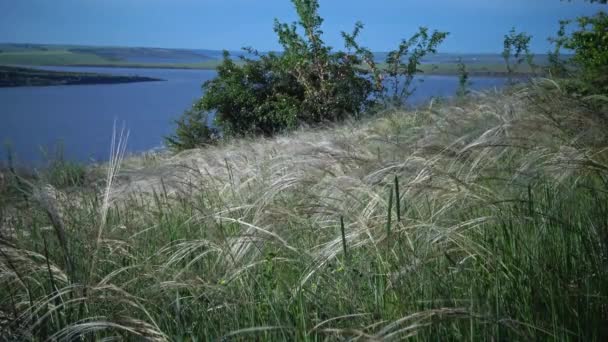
[1,80,607,340]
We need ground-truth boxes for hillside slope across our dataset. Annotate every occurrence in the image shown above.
[2,81,608,340]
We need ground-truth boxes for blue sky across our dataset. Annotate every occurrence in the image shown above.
[0,0,604,53]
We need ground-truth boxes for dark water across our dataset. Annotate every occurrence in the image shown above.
[1,67,216,165]
[0,66,506,165]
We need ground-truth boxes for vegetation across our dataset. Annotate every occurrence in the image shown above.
[561,11,608,94]
[165,109,219,151]
[502,28,535,83]
[3,1,608,341]
[3,79,608,340]
[168,0,447,148]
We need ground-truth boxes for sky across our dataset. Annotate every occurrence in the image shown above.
[0,0,605,53]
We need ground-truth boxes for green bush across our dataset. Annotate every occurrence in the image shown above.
[563,11,608,94]
[165,108,219,151]
[167,0,447,150]
[194,51,302,137]
[547,10,608,95]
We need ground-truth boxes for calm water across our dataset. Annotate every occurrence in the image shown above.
[0,66,506,164]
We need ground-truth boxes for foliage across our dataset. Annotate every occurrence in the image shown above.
[341,24,448,105]
[378,28,448,105]
[563,11,608,94]
[546,11,608,95]
[168,0,447,149]
[502,28,534,82]
[165,108,219,150]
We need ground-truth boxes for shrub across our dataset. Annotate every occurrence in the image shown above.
[378,28,448,105]
[193,51,302,137]
[167,0,447,149]
[563,11,608,94]
[195,1,377,138]
[166,108,220,150]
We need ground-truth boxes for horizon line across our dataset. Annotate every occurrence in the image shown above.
[0,41,564,56]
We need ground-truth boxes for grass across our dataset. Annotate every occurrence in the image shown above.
[1,80,608,340]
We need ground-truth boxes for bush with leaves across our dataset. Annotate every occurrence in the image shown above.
[167,0,447,149]
[546,11,608,95]
[165,108,219,151]
[563,11,608,94]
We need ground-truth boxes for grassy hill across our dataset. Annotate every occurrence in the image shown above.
[1,81,607,340]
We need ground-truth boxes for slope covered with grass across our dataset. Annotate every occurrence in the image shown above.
[1,81,607,340]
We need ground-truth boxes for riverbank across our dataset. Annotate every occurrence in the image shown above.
[2,81,607,340]
[0,44,540,76]
[1,61,536,77]
[1,67,507,164]
[0,65,164,87]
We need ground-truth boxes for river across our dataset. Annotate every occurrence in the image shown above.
[0,66,507,165]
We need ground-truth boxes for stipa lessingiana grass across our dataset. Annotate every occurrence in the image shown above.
[1,81,608,340]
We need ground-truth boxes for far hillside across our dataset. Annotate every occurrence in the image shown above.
[0,43,558,75]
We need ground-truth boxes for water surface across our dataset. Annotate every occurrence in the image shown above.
[1,67,216,165]
[0,66,506,165]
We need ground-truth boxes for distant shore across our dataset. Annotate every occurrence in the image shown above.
[0,65,164,87]
[0,43,552,78]
[1,62,537,79]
